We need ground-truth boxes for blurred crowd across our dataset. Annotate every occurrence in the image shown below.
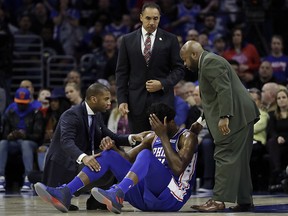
[0,0,288,195]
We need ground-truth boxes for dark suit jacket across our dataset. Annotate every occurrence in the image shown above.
[198,51,260,143]
[116,28,185,115]
[43,102,130,186]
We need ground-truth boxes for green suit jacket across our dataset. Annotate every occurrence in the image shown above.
[198,51,260,143]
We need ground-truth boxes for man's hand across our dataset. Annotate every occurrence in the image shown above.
[189,122,203,135]
[277,136,285,144]
[218,118,230,135]
[119,103,129,116]
[149,114,167,138]
[100,136,116,150]
[7,130,26,140]
[82,154,101,172]
[185,95,196,106]
[131,131,151,143]
[146,80,162,92]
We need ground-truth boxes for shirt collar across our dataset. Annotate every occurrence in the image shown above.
[141,27,157,37]
[198,51,204,70]
[85,101,95,115]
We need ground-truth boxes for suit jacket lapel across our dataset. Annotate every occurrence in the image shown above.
[134,29,145,63]
[149,29,162,65]
[81,102,90,139]
[198,51,209,81]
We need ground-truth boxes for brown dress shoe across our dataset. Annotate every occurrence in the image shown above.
[229,203,254,212]
[190,204,200,210]
[195,199,225,212]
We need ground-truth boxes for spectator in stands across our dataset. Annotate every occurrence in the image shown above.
[51,0,82,56]
[261,82,279,112]
[64,70,81,86]
[212,33,226,56]
[13,14,39,54]
[105,13,130,38]
[157,0,178,32]
[266,88,288,192]
[174,81,189,127]
[74,0,98,28]
[184,29,199,81]
[263,35,288,85]
[87,33,118,80]
[40,25,64,60]
[2,0,35,26]
[170,0,201,40]
[247,61,278,90]
[30,2,54,35]
[222,27,261,86]
[0,88,44,192]
[129,7,142,30]
[198,13,226,50]
[92,0,113,26]
[198,31,211,51]
[81,20,106,51]
[65,82,83,106]
[185,85,201,128]
[185,28,199,42]
[6,80,42,112]
[20,79,42,109]
[14,14,35,37]
[37,88,51,117]
[182,81,196,102]
[248,88,270,191]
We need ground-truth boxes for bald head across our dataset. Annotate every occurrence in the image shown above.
[180,40,204,71]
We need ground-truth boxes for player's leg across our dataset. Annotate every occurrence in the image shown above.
[91,149,173,213]
[68,150,132,194]
[35,150,131,212]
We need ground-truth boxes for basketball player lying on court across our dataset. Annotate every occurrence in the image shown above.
[35,103,198,214]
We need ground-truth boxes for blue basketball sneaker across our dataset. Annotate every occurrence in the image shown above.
[34,182,72,213]
[91,186,124,214]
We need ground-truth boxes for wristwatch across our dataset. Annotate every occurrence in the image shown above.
[220,115,230,119]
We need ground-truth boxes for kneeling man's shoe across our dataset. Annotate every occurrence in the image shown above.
[86,194,107,210]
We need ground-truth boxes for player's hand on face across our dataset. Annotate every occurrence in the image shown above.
[100,136,116,150]
[82,154,101,172]
[218,118,230,136]
[149,114,167,138]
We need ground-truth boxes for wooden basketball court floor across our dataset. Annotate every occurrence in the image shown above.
[1,191,288,216]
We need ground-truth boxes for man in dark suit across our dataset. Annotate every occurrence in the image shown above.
[43,83,145,210]
[116,2,184,133]
[180,41,260,212]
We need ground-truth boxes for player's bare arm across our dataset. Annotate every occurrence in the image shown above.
[99,133,154,163]
[125,132,155,162]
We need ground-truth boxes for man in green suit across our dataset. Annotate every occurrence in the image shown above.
[180,41,260,212]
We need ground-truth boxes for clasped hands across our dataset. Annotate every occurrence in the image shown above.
[7,129,26,140]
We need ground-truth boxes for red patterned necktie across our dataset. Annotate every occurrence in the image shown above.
[143,33,151,65]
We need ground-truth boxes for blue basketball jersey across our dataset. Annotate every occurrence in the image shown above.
[152,128,197,203]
